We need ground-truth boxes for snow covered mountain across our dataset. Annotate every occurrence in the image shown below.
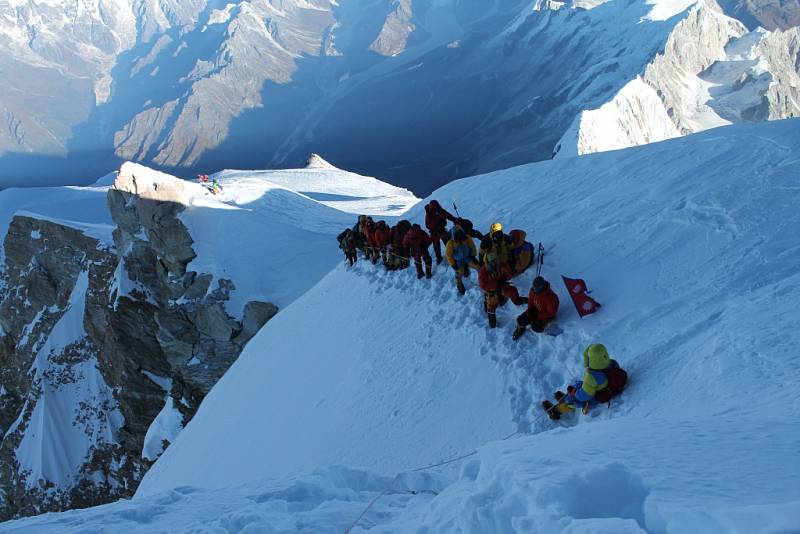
[3,118,798,533]
[0,0,797,193]
[555,0,800,157]
[0,157,415,519]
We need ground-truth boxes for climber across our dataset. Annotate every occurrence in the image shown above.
[513,276,559,340]
[542,343,628,420]
[509,229,534,276]
[477,251,527,328]
[353,215,370,258]
[389,220,412,270]
[445,225,479,295]
[403,223,433,279]
[337,228,358,266]
[478,223,514,269]
[363,217,378,264]
[211,179,223,195]
[424,200,456,265]
[373,220,392,267]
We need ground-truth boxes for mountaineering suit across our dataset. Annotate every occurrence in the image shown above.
[445,227,478,295]
[353,215,369,257]
[364,218,379,263]
[389,220,412,270]
[478,228,514,269]
[337,229,358,266]
[373,220,392,266]
[425,200,455,264]
[514,277,559,338]
[548,344,628,418]
[509,229,534,276]
[477,253,526,327]
[403,224,433,279]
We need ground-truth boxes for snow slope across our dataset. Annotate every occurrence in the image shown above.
[4,119,799,532]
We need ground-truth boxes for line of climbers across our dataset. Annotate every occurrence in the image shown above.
[336,200,556,337]
[336,200,628,418]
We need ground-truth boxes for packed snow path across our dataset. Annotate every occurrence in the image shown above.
[343,257,621,435]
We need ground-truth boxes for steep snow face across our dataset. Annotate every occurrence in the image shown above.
[12,119,798,533]
[133,116,800,528]
[558,1,800,156]
[556,78,680,157]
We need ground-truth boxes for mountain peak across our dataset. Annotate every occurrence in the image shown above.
[305,153,338,170]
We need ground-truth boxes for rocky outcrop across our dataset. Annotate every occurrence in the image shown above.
[369,0,415,57]
[0,170,277,520]
[759,28,800,119]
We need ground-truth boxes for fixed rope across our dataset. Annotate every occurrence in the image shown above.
[343,429,523,533]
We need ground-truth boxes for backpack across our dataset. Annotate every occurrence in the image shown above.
[514,241,534,260]
[593,367,628,404]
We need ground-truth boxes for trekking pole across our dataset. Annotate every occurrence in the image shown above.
[452,202,462,219]
[536,243,545,277]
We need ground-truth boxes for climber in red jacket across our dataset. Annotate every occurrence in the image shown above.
[424,200,455,265]
[403,223,433,279]
[478,252,527,328]
[513,276,559,339]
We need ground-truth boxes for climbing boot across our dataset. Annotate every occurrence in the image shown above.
[512,325,526,340]
[488,313,497,328]
[425,263,432,279]
[415,262,424,279]
[542,400,561,420]
[456,278,466,295]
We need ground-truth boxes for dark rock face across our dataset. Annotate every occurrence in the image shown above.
[0,174,277,519]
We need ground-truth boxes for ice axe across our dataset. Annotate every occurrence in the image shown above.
[536,242,545,277]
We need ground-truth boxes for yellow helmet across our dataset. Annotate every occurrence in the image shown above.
[490,222,503,235]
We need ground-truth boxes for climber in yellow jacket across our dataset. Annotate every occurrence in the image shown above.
[445,225,479,295]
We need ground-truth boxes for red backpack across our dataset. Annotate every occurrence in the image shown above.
[593,368,628,404]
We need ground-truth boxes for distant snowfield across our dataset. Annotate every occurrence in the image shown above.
[6,120,796,532]
[213,166,418,216]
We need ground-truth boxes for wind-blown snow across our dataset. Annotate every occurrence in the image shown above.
[4,120,799,532]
